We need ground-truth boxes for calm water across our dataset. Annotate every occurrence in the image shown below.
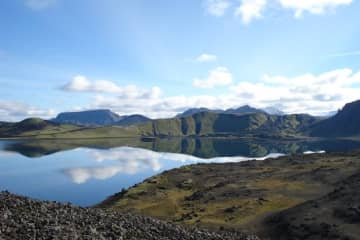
[1,138,360,206]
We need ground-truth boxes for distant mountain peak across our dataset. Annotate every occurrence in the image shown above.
[53,109,123,126]
[176,105,285,118]
[52,110,152,127]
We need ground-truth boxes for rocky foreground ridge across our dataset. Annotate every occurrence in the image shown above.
[0,191,260,240]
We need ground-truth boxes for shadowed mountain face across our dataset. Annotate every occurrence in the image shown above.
[53,109,123,126]
[310,100,360,137]
[265,172,360,240]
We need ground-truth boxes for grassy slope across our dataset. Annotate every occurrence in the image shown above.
[99,152,360,238]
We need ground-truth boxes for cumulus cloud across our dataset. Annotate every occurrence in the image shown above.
[62,75,162,99]
[204,0,231,16]
[62,68,360,119]
[196,53,218,62]
[193,67,233,88]
[235,0,267,24]
[230,68,360,115]
[62,75,122,94]
[25,0,57,10]
[0,100,56,121]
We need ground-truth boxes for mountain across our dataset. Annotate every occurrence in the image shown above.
[224,105,265,115]
[2,100,359,139]
[176,108,217,118]
[310,100,360,137]
[115,114,151,126]
[53,110,152,127]
[177,105,284,118]
[148,111,319,138]
[53,109,123,126]
[0,112,320,139]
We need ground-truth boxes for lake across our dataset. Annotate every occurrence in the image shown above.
[1,137,360,207]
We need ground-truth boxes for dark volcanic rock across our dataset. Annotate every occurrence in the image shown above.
[0,192,259,240]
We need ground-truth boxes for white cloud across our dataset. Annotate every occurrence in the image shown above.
[205,0,352,23]
[25,0,57,10]
[278,0,353,18]
[61,68,360,119]
[235,0,267,24]
[196,53,218,62]
[204,0,231,16]
[230,68,360,115]
[193,67,233,88]
[0,100,56,121]
[62,75,162,99]
[62,75,122,94]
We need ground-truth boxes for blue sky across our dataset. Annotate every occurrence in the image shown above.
[0,0,360,120]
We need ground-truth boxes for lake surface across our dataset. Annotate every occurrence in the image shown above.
[1,138,360,207]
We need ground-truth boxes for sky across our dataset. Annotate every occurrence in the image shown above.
[0,0,360,121]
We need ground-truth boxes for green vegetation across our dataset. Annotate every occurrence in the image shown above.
[0,112,321,139]
[99,152,360,238]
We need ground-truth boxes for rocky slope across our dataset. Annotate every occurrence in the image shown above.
[0,191,259,240]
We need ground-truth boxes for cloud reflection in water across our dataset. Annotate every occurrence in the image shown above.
[63,147,284,184]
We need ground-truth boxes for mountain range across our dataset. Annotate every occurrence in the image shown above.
[0,100,359,139]
[176,105,284,118]
[52,105,284,127]
[52,109,151,127]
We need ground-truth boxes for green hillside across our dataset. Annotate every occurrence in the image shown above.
[0,112,320,139]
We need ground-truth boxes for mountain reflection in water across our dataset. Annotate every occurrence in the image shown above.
[1,138,360,206]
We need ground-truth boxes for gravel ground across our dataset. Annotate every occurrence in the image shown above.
[0,191,260,240]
